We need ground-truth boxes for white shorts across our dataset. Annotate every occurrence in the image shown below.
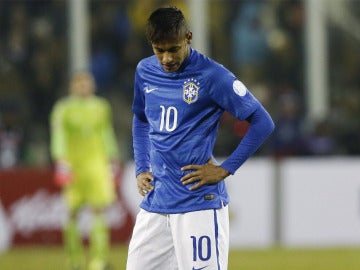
[126,205,229,270]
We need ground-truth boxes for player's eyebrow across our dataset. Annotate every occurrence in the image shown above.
[153,45,182,53]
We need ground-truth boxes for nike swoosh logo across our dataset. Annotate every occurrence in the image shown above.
[145,87,159,93]
[192,266,208,270]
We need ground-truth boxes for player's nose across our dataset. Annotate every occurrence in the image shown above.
[161,52,173,63]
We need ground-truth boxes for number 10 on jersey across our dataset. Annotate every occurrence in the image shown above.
[159,105,178,132]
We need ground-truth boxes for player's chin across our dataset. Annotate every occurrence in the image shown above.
[162,63,179,72]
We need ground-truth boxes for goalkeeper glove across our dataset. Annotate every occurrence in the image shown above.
[53,161,73,187]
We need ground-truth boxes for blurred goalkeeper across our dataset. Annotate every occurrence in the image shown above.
[50,71,120,270]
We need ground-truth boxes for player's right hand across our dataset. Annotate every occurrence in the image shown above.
[136,172,154,196]
[53,161,73,187]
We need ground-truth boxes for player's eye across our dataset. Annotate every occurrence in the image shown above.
[168,46,181,53]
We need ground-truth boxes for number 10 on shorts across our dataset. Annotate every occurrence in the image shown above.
[191,235,211,261]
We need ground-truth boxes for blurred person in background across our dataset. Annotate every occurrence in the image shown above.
[0,104,23,169]
[50,71,120,270]
[271,89,306,157]
[230,1,269,85]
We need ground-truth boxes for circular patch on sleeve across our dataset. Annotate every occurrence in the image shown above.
[233,80,247,97]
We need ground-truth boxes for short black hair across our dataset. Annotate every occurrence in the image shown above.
[145,6,190,43]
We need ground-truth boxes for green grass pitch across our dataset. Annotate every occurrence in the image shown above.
[0,245,360,269]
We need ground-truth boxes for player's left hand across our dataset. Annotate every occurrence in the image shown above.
[180,159,230,191]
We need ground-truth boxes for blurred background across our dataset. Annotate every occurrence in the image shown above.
[0,0,360,269]
[1,0,360,167]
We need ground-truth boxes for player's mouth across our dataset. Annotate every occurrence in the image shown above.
[162,62,179,72]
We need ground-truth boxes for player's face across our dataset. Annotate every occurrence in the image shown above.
[151,32,192,73]
[70,72,95,97]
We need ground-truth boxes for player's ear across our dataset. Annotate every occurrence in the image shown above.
[186,31,192,44]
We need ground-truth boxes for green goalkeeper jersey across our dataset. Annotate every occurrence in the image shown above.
[50,94,118,168]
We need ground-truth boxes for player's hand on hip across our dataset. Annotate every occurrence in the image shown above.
[180,159,230,191]
[136,172,154,196]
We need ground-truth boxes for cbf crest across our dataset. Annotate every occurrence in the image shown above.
[183,78,200,104]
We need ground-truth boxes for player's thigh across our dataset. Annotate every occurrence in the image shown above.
[171,206,229,270]
[63,182,84,211]
[126,210,178,270]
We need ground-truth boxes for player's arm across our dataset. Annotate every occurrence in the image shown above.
[132,66,154,195]
[181,105,274,190]
[220,104,274,174]
[209,72,275,174]
[132,114,151,177]
[133,114,153,195]
[132,67,151,171]
[50,100,67,161]
[49,100,73,187]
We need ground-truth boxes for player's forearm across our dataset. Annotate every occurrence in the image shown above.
[50,103,67,161]
[221,105,275,174]
[50,129,67,161]
[133,114,151,175]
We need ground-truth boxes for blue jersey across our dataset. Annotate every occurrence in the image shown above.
[133,48,260,214]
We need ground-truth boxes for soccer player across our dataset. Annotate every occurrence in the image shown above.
[126,6,275,270]
[50,71,120,270]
